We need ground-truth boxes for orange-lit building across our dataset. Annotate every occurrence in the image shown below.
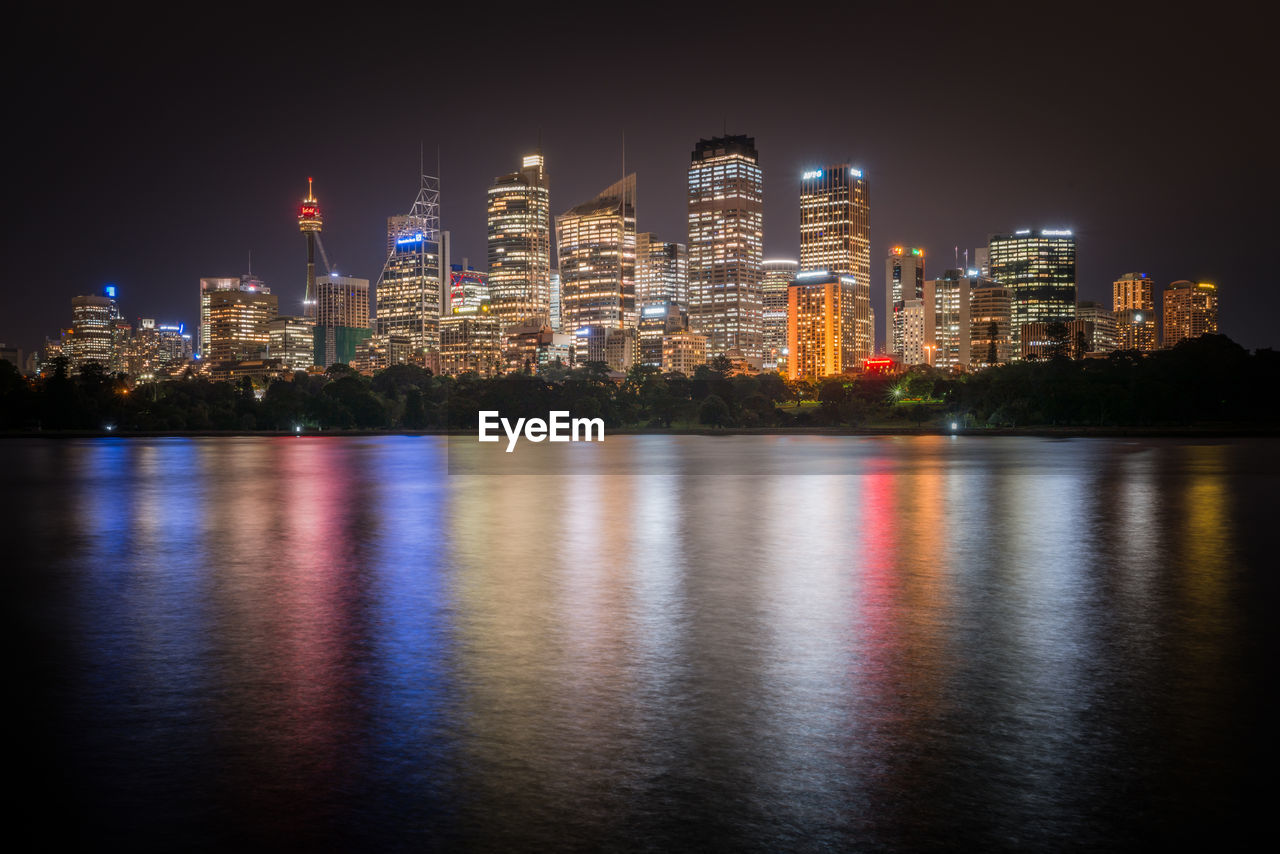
[1113,272,1157,351]
[1163,280,1218,347]
[786,272,858,381]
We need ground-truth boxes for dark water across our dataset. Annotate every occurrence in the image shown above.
[8,436,1276,851]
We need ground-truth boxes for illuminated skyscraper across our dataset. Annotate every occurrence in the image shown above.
[635,233,688,309]
[448,263,489,314]
[376,174,442,358]
[68,285,125,373]
[761,258,797,372]
[205,287,278,363]
[488,153,552,329]
[885,247,925,357]
[1163,280,1219,347]
[556,174,637,333]
[1113,272,1158,351]
[800,165,871,360]
[987,228,1077,353]
[298,178,322,319]
[687,135,764,364]
[932,269,974,370]
[265,317,314,372]
[314,274,371,367]
[786,272,859,381]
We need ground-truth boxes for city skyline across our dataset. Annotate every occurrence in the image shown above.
[3,4,1270,356]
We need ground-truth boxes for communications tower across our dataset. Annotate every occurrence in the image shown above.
[299,177,323,318]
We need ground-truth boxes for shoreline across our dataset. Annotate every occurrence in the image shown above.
[4,426,1278,439]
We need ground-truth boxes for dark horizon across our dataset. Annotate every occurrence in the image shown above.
[4,2,1271,355]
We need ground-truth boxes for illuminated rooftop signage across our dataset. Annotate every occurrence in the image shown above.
[802,169,823,180]
[642,305,667,316]
[1015,229,1031,235]
[396,233,425,244]
[850,168,863,178]
[104,284,117,298]
[1041,229,1072,236]
[796,270,829,279]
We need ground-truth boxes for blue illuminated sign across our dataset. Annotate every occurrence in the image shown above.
[104,284,117,298]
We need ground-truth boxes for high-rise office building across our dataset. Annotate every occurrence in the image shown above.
[638,302,691,368]
[313,273,371,368]
[267,316,315,372]
[1113,272,1158,351]
[932,269,974,370]
[556,175,637,333]
[316,273,370,329]
[987,228,1077,353]
[1163,280,1219,347]
[762,259,798,372]
[488,153,552,329]
[635,233,688,309]
[68,285,126,373]
[448,264,489,314]
[969,285,1012,369]
[786,272,858,381]
[440,314,504,378]
[687,135,764,364]
[901,299,928,366]
[198,277,238,358]
[1076,301,1118,353]
[205,287,278,363]
[886,247,925,357]
[376,175,442,358]
[800,165,871,360]
[549,269,561,331]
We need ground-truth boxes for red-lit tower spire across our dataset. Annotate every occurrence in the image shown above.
[299,177,322,319]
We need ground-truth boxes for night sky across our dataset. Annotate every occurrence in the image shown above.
[4,2,1272,356]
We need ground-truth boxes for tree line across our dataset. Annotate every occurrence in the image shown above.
[1,334,1276,432]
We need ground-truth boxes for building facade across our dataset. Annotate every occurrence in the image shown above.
[377,230,441,358]
[786,272,859,381]
[800,165,871,361]
[1076,301,1118,354]
[487,153,552,329]
[1113,272,1158,351]
[901,299,928,366]
[1021,319,1095,361]
[932,269,973,370]
[204,287,278,363]
[1163,280,1219,347]
[687,135,764,365]
[969,285,1012,369]
[267,316,315,372]
[987,229,1077,353]
[761,258,798,372]
[886,247,925,358]
[314,273,371,368]
[440,313,504,378]
[662,331,708,375]
[635,233,688,310]
[556,175,637,334]
[67,286,126,373]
